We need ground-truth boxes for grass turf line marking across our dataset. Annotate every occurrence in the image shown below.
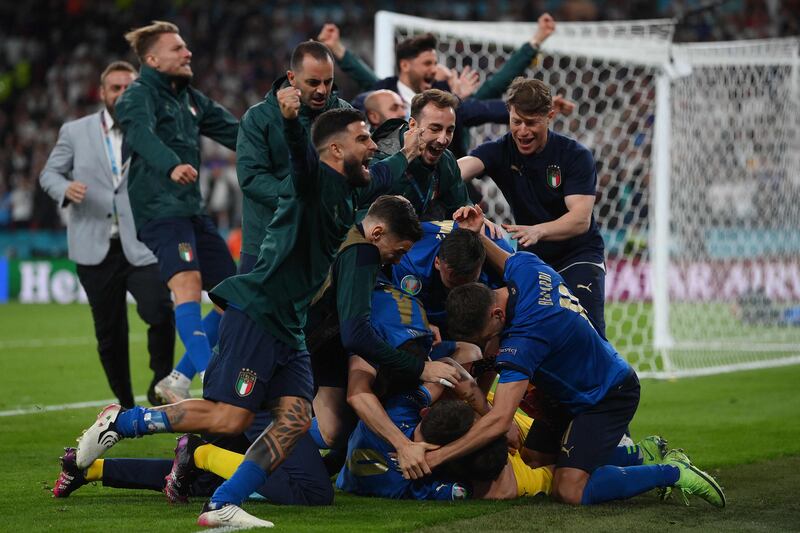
[0,334,146,349]
[0,388,203,417]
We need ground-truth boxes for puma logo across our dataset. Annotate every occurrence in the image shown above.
[561,445,574,457]
[576,283,592,293]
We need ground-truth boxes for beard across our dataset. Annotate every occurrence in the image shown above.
[343,155,371,187]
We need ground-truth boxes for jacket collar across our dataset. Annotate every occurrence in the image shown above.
[139,65,190,93]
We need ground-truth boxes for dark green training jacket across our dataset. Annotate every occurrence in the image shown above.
[116,66,238,229]
[236,76,351,257]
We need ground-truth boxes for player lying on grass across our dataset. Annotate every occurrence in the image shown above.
[422,205,726,508]
[53,412,332,506]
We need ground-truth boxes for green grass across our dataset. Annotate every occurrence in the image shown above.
[1,303,799,531]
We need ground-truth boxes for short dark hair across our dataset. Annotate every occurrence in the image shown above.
[365,195,423,243]
[420,400,473,445]
[506,77,552,116]
[100,61,137,85]
[291,40,334,72]
[438,229,485,277]
[311,108,366,151]
[448,437,507,482]
[410,89,459,121]
[395,33,437,72]
[446,282,495,342]
[124,20,179,62]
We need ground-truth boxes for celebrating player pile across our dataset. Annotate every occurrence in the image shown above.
[51,12,726,530]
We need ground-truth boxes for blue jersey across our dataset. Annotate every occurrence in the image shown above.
[496,252,630,413]
[392,220,514,326]
[470,131,604,269]
[336,387,467,500]
[370,284,433,352]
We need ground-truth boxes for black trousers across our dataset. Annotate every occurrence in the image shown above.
[76,239,175,407]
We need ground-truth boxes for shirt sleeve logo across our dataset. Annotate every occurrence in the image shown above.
[546,165,562,188]
[400,275,422,296]
[178,242,194,262]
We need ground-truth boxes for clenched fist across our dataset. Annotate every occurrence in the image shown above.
[277,86,302,120]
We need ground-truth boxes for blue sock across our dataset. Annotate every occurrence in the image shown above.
[606,445,644,467]
[175,311,221,378]
[115,406,173,438]
[211,460,269,507]
[308,418,330,450]
[174,302,212,374]
[581,464,680,505]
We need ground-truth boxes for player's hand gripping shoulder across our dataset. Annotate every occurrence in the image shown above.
[317,23,346,59]
[531,13,556,47]
[397,440,440,480]
[401,126,426,162]
[277,87,302,120]
[170,163,198,185]
[420,361,461,389]
[455,205,502,240]
[502,223,546,247]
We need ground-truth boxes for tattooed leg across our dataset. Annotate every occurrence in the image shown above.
[207,396,312,507]
[244,396,313,473]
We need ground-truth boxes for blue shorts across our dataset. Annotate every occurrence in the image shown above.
[203,308,314,411]
[524,371,639,473]
[138,215,236,289]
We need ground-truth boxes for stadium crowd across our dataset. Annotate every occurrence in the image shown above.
[0,0,797,233]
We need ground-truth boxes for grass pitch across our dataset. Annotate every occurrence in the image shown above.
[1,303,799,531]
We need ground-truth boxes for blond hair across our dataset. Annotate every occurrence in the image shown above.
[124,20,179,62]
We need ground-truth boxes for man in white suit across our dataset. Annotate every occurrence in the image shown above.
[40,61,175,408]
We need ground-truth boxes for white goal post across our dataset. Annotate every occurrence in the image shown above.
[374,11,800,378]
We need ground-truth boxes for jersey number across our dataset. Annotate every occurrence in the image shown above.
[558,284,594,329]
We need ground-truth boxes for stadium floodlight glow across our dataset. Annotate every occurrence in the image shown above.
[375,11,800,378]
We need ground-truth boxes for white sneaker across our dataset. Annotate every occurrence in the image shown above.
[197,502,274,529]
[75,404,122,469]
[154,370,192,404]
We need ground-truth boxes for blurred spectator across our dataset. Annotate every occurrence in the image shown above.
[0,0,794,244]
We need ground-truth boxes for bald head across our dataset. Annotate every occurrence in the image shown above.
[364,89,407,128]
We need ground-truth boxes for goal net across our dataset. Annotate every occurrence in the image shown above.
[374,11,800,378]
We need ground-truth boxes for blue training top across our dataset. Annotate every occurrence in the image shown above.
[391,220,514,327]
[495,252,630,413]
[470,131,604,269]
[336,386,468,500]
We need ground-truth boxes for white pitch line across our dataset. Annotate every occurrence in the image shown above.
[0,334,146,349]
[0,388,203,417]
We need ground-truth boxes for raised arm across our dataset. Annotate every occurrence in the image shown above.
[279,86,319,198]
[355,126,425,206]
[318,23,379,92]
[473,13,556,100]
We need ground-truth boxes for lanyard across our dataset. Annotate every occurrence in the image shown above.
[101,113,121,184]
[407,170,438,214]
